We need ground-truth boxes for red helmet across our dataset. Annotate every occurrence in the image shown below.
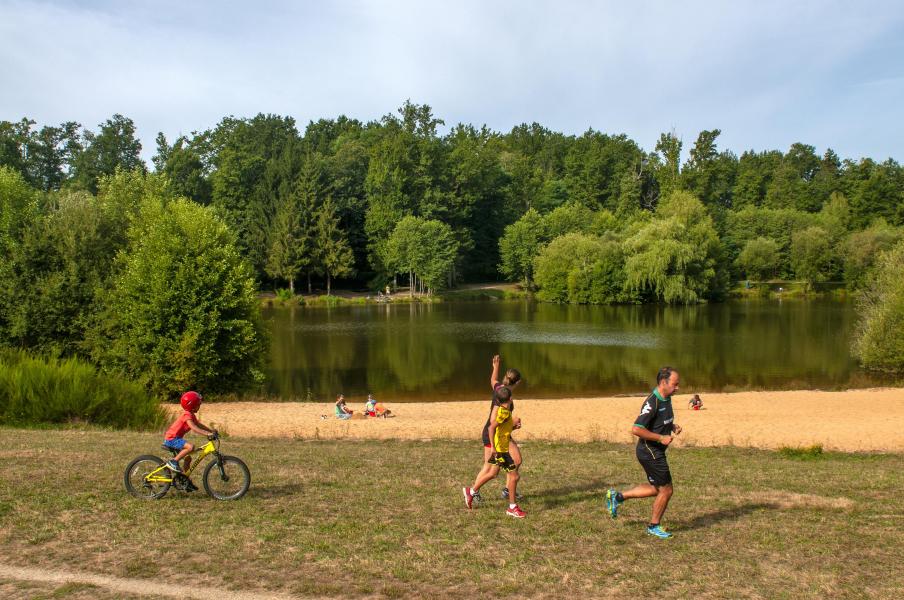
[180,391,203,413]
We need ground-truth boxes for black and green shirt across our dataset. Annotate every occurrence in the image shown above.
[634,388,675,453]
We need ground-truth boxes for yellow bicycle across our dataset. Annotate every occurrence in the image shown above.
[123,433,250,500]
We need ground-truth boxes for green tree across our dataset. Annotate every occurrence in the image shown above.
[790,226,833,292]
[313,197,355,295]
[386,216,458,295]
[498,208,545,287]
[534,233,606,303]
[624,191,721,303]
[653,132,682,201]
[853,241,904,372]
[91,198,265,397]
[735,237,780,281]
[70,114,145,193]
[842,221,903,289]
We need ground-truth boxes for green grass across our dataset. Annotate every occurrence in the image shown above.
[0,428,901,598]
[0,350,164,430]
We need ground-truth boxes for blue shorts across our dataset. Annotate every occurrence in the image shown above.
[163,438,187,451]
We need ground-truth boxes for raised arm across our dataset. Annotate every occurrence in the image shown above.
[490,355,501,389]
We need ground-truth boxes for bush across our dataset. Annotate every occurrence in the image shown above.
[90,198,267,398]
[0,350,164,429]
[853,241,904,372]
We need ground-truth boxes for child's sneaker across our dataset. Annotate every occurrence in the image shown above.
[165,459,182,473]
[646,524,672,539]
[505,505,526,519]
[501,487,523,501]
[462,486,477,509]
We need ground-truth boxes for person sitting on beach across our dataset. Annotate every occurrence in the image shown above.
[364,394,393,418]
[335,394,354,420]
[688,394,703,410]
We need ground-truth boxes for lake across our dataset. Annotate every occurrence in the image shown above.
[262,299,895,402]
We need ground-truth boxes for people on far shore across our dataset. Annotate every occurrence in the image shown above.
[335,394,354,420]
[364,394,393,418]
[688,394,703,410]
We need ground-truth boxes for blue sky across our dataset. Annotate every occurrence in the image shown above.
[2,0,903,163]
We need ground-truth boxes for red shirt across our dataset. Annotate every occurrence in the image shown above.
[165,410,196,440]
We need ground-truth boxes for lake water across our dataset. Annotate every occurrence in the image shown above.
[262,299,896,402]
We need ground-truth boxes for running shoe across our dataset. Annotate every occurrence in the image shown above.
[462,486,476,509]
[184,478,199,492]
[605,489,621,518]
[501,487,523,501]
[646,524,672,539]
[165,459,182,473]
[472,490,483,506]
[505,505,526,519]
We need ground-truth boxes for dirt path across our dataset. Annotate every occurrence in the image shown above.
[0,564,304,600]
[194,388,904,452]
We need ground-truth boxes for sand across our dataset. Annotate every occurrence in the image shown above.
[187,388,904,452]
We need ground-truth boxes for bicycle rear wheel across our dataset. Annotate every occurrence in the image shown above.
[202,455,251,500]
[124,455,171,499]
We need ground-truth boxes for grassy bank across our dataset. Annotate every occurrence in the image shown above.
[0,351,164,429]
[0,429,901,598]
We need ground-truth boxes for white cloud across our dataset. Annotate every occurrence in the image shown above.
[1,0,902,161]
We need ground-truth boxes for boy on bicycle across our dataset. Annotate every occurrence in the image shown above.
[163,391,217,490]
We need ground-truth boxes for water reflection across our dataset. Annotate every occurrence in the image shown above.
[263,299,897,402]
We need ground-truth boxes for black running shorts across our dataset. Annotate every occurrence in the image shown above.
[489,451,517,472]
[636,447,672,486]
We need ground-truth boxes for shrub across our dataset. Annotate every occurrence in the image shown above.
[90,198,267,398]
[0,350,164,429]
[853,241,904,372]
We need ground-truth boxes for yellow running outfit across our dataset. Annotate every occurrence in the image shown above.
[493,405,514,453]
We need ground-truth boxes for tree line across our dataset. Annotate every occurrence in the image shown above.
[3,102,904,384]
[3,103,902,301]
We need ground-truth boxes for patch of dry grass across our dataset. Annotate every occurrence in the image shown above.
[0,428,901,598]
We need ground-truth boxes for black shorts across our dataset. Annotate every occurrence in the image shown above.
[489,451,517,472]
[636,445,672,486]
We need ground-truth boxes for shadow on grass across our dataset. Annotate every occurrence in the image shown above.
[532,479,611,509]
[251,483,306,499]
[678,502,778,531]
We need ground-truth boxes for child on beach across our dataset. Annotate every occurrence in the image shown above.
[364,394,393,418]
[162,391,217,491]
[688,394,703,410]
[335,394,354,419]
[462,385,525,518]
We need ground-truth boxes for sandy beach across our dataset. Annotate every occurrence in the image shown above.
[190,388,904,452]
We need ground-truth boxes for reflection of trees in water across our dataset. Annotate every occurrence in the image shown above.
[366,302,460,392]
[262,300,883,400]
[267,306,361,399]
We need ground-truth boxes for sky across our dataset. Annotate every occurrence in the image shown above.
[2,0,903,164]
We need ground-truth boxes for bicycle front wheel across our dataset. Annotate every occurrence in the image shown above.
[203,455,251,500]
[124,455,171,500]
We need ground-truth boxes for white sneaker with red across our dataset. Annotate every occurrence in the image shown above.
[462,486,476,509]
[505,504,526,518]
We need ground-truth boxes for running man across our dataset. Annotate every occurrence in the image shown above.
[606,366,683,539]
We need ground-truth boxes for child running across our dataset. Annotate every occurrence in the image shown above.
[462,385,525,517]
[463,356,522,506]
[162,391,217,491]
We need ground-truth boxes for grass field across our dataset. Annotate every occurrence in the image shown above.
[0,428,901,599]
